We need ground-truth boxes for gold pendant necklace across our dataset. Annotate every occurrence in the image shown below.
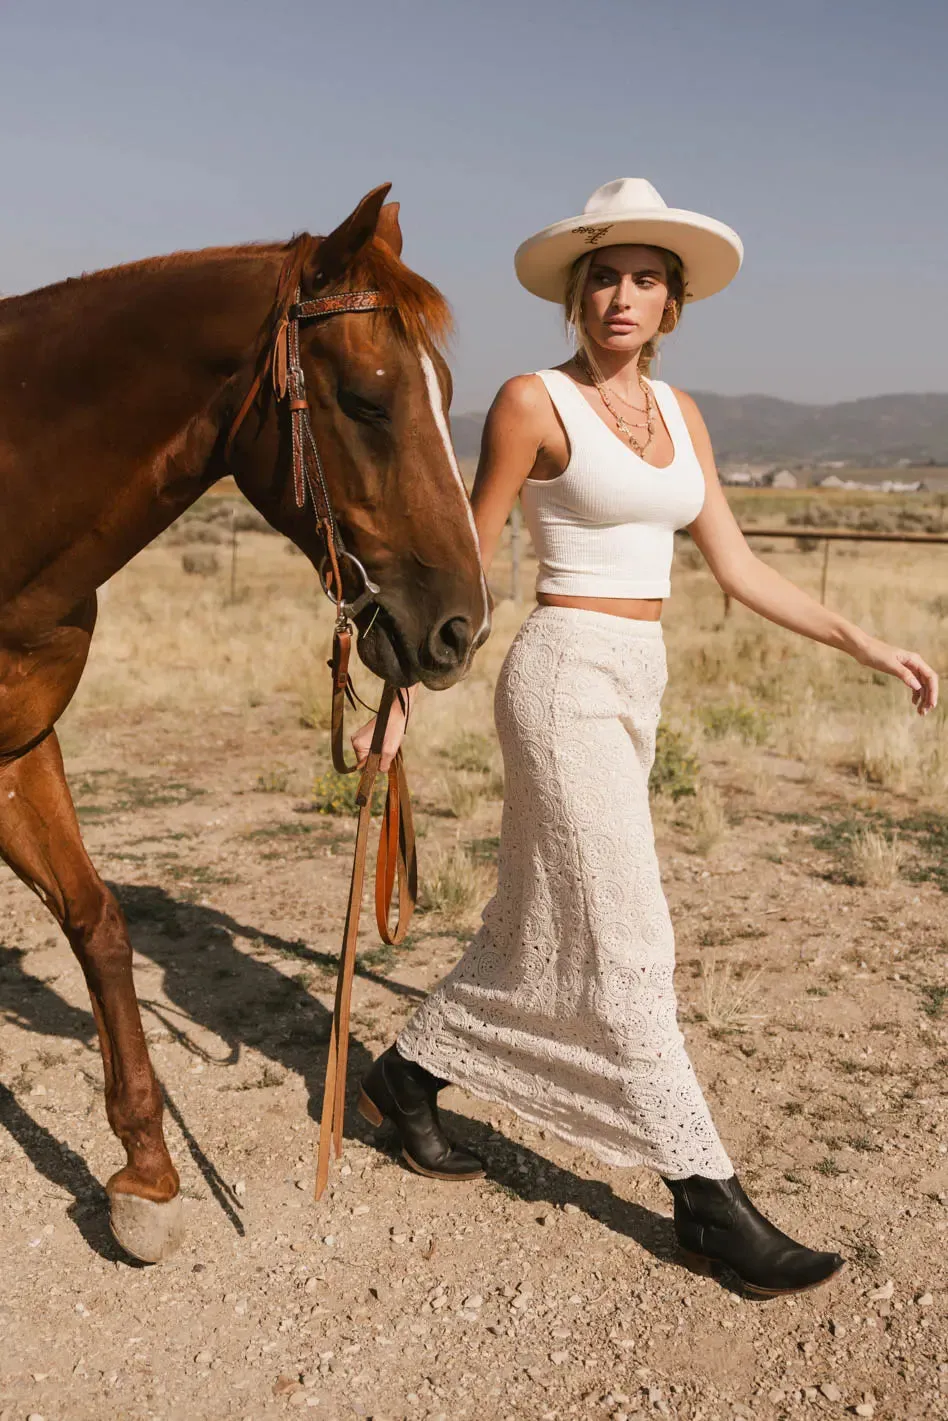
[596,376,654,456]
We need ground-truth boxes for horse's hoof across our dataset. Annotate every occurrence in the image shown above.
[109,1191,186,1263]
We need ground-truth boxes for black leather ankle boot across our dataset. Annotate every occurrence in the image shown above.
[358,1045,485,1181]
[664,1174,845,1297]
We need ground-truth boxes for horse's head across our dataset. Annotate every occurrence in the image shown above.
[231,186,490,689]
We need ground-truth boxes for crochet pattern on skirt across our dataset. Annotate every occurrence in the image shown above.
[397,604,733,1179]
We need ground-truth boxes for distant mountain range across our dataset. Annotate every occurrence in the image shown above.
[451,392,948,467]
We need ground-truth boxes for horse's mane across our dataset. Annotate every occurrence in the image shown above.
[350,239,453,354]
[1,233,453,352]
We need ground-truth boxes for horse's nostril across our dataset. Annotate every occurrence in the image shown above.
[426,614,474,669]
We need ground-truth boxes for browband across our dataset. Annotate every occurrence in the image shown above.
[290,290,393,321]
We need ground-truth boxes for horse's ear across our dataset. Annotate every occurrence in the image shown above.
[306,183,392,286]
[376,202,403,258]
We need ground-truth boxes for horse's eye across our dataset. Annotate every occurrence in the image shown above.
[338,389,389,426]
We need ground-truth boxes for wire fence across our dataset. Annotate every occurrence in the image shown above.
[728,526,948,612]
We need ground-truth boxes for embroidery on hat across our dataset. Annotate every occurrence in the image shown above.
[576,224,613,246]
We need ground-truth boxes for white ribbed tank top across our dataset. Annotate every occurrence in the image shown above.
[519,370,706,600]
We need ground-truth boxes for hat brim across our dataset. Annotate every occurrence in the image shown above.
[514,207,743,304]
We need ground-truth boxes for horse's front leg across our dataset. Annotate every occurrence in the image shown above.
[0,730,184,1262]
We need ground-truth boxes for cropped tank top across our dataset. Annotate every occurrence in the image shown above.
[518,370,706,600]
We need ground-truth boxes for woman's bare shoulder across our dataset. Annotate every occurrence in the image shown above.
[491,373,552,416]
[483,373,558,442]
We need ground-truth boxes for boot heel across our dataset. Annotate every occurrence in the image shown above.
[357,1089,385,1128]
[679,1248,716,1276]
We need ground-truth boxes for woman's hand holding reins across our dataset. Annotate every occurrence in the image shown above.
[852,636,939,715]
[350,688,414,772]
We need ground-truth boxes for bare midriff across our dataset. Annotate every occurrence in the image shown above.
[536,592,663,621]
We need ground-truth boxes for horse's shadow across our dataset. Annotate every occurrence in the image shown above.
[0,885,687,1279]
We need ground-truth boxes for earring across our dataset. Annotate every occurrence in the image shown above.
[659,300,678,335]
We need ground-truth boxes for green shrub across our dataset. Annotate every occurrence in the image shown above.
[441,731,496,775]
[701,703,771,745]
[649,723,699,800]
[311,767,384,816]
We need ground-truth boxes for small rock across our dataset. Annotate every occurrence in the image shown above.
[855,1406,875,1418]
[322,1236,334,1247]
[563,1202,580,1214]
[819,1383,842,1402]
[550,1350,569,1365]
[194,1350,213,1366]
[867,1279,893,1301]
[352,1205,370,1216]
[917,1292,934,1307]
[233,1180,246,1197]
[462,1294,483,1310]
[304,1277,319,1294]
[273,1374,302,1397]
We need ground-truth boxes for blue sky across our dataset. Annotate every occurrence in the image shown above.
[1,0,944,409]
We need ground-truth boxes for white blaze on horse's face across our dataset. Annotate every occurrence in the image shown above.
[419,351,491,646]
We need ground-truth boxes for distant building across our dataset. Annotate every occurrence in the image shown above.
[879,479,925,493]
[720,464,778,486]
[815,474,925,492]
[721,469,758,486]
[763,469,798,489]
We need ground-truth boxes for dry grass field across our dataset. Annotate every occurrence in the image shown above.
[1,488,947,1420]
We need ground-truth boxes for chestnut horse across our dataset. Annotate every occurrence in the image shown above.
[0,184,489,1261]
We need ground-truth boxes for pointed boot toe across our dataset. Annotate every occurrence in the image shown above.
[666,1174,845,1297]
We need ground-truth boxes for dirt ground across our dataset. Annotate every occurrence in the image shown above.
[1,520,946,1421]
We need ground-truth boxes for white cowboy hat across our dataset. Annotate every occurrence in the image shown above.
[514,177,743,305]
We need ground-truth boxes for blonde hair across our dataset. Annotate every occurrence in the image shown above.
[564,246,686,380]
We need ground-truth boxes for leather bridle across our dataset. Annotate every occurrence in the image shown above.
[226,250,418,1200]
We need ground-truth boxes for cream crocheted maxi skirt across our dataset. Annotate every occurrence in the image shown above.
[397,605,733,1180]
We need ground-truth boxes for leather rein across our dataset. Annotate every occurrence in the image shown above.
[226,255,418,1200]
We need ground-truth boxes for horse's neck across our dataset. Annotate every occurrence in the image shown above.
[0,252,280,617]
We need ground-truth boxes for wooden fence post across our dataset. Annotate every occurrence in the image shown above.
[509,503,522,605]
[230,508,238,603]
[820,538,830,605]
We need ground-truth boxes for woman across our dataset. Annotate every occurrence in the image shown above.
[352,179,939,1297]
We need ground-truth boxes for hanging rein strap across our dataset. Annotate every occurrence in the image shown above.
[223,258,417,1200]
[314,681,418,1202]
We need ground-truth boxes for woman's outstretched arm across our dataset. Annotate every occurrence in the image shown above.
[676,388,939,716]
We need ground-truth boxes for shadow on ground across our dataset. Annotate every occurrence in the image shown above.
[0,884,724,1286]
